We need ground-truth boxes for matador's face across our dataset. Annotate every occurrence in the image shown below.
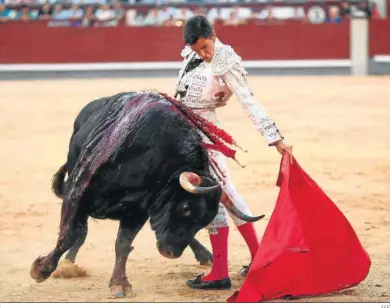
[190,35,216,63]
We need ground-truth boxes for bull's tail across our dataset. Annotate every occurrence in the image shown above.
[52,163,67,199]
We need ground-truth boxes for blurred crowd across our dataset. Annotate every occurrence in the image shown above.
[0,0,383,26]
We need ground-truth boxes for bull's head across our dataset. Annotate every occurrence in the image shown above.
[151,171,263,260]
[179,172,265,223]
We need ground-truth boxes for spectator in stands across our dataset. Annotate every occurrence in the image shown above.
[37,1,52,20]
[143,8,162,26]
[52,4,72,20]
[294,6,307,22]
[157,5,177,25]
[207,7,222,24]
[18,5,35,20]
[125,7,138,26]
[136,0,155,4]
[176,7,194,22]
[0,3,11,21]
[370,2,382,19]
[82,0,107,5]
[0,3,19,19]
[326,5,342,23]
[224,10,242,26]
[357,0,374,17]
[247,10,259,24]
[112,0,124,21]
[95,3,117,26]
[69,4,83,20]
[340,0,351,18]
[3,0,19,4]
[19,5,28,20]
[263,5,275,23]
[224,7,244,25]
[236,6,252,22]
[162,14,177,26]
[81,5,96,27]
[194,7,207,16]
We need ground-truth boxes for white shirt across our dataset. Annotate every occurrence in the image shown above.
[175,38,283,146]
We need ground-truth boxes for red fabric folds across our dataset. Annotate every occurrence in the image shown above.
[228,153,371,303]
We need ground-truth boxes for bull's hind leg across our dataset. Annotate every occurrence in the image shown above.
[30,211,88,283]
[189,238,213,266]
[109,214,148,298]
[51,217,89,279]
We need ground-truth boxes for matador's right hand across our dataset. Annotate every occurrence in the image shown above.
[274,140,293,156]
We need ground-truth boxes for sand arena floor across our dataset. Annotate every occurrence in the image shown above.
[0,76,389,302]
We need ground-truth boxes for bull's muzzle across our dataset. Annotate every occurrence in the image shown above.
[156,242,179,259]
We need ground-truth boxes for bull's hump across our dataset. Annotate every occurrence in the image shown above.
[121,92,172,113]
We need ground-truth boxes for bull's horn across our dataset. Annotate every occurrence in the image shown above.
[179,172,220,195]
[222,194,265,223]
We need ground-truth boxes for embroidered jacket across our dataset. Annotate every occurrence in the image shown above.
[175,38,283,146]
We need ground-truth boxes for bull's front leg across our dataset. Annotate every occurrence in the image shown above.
[189,238,213,266]
[110,214,148,298]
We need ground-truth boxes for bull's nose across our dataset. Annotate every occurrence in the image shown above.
[157,242,177,259]
[162,250,175,259]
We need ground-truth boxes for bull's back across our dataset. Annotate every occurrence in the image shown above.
[73,98,106,132]
[67,92,137,170]
[76,93,207,217]
[112,98,206,183]
[73,92,133,132]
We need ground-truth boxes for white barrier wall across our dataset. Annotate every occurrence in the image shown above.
[350,17,369,75]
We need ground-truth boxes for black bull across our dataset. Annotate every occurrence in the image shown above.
[30,91,262,297]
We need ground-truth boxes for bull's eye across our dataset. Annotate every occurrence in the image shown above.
[182,204,192,217]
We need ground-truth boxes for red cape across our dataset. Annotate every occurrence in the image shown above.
[228,154,371,303]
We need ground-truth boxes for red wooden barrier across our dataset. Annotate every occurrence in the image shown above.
[369,19,390,56]
[0,21,352,63]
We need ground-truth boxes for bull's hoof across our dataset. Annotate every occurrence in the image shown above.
[199,259,213,267]
[51,259,88,279]
[195,249,213,267]
[30,256,52,283]
[110,285,134,298]
[109,277,134,298]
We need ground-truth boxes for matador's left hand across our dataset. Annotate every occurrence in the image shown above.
[274,140,293,156]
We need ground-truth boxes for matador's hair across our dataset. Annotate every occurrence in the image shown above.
[182,15,214,45]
